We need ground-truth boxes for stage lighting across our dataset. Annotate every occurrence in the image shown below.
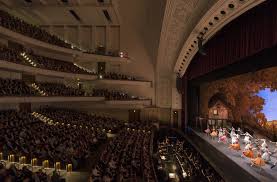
[197,37,207,56]
[169,173,176,178]
[183,172,187,178]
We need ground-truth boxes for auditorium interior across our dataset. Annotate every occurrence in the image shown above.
[0,0,276,181]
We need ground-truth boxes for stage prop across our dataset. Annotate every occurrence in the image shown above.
[198,66,277,139]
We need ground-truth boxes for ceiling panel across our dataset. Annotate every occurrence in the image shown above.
[0,0,119,25]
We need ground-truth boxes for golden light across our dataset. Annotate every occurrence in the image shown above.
[19,156,26,164]
[42,160,49,168]
[66,164,73,173]
[0,152,2,160]
[55,162,61,171]
[169,173,176,179]
[8,154,15,162]
[31,158,37,166]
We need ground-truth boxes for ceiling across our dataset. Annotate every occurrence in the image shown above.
[156,0,219,75]
[0,0,120,25]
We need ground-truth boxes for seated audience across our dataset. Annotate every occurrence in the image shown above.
[0,163,50,182]
[0,44,94,75]
[0,109,121,169]
[36,82,87,96]
[0,78,37,96]
[38,108,123,133]
[27,52,94,75]
[0,10,72,49]
[90,125,156,181]
[0,10,121,56]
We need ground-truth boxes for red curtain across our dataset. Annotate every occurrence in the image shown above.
[186,0,277,80]
[182,0,277,129]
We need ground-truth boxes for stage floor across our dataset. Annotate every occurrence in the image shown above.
[194,131,277,182]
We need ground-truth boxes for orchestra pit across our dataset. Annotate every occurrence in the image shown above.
[0,0,276,181]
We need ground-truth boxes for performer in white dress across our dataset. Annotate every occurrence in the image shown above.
[260,139,268,152]
[242,132,253,144]
[228,127,238,144]
[230,127,236,138]
[261,147,271,163]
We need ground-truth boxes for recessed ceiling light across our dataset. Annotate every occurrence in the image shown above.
[228,4,235,9]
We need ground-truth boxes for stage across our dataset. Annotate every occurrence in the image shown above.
[185,130,277,182]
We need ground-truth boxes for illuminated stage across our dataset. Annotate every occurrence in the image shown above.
[187,130,277,182]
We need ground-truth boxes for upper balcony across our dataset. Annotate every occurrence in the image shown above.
[0,26,130,64]
[0,7,130,66]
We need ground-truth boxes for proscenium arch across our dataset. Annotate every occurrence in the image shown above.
[174,0,265,76]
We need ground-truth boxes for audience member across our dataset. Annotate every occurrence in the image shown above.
[0,78,37,96]
[0,10,72,49]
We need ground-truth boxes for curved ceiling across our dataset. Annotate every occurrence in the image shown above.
[156,0,218,76]
[156,0,265,78]
[0,0,120,25]
[174,0,265,76]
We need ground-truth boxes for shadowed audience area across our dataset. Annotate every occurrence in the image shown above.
[0,10,72,49]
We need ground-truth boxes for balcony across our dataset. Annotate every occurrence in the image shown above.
[0,26,130,63]
[0,96,105,103]
[0,60,98,80]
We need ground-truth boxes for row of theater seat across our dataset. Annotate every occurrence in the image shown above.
[0,45,137,80]
[90,123,156,182]
[0,109,122,169]
[0,10,121,57]
[0,10,72,49]
[0,45,92,74]
[38,108,123,132]
[0,163,52,182]
[0,77,143,100]
[0,109,157,181]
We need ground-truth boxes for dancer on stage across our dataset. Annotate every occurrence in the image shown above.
[230,127,236,138]
[218,128,228,144]
[210,127,218,140]
[260,139,268,152]
[241,132,253,144]
[229,140,241,151]
[251,153,265,170]
[228,127,239,144]
[261,146,272,163]
[242,143,254,158]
